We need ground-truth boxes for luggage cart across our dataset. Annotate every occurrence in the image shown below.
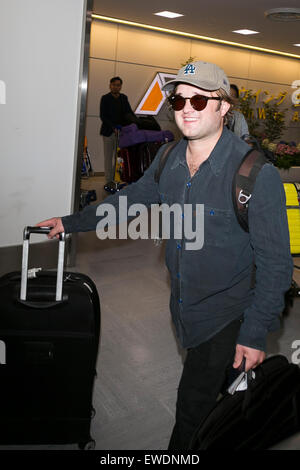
[81,136,93,178]
[80,137,97,208]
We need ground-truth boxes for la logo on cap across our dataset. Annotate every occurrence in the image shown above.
[184,64,196,75]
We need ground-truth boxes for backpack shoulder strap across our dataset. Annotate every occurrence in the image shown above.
[233,149,268,232]
[154,142,267,233]
[154,141,178,184]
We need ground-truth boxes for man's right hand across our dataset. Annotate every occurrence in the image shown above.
[36,217,65,240]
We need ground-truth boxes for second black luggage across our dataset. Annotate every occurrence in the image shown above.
[189,355,300,450]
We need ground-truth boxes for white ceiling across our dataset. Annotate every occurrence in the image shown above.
[92,0,300,57]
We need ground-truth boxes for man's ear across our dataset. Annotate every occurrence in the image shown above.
[220,100,230,117]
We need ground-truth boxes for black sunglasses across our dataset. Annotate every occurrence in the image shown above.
[169,94,221,111]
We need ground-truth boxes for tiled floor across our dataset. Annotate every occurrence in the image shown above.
[76,233,300,451]
[1,176,300,450]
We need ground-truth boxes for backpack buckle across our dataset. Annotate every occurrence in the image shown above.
[238,190,251,205]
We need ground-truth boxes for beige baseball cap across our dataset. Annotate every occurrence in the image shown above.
[162,61,230,95]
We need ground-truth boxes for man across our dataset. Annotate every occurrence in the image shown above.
[100,76,134,183]
[227,83,249,138]
[37,61,293,450]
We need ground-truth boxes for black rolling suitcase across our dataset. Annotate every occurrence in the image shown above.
[0,226,100,449]
[189,355,300,450]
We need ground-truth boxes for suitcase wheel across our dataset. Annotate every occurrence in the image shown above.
[78,439,96,450]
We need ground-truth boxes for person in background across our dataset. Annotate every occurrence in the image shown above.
[100,77,134,183]
[227,83,249,139]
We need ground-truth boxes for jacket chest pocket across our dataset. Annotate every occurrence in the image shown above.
[203,206,231,247]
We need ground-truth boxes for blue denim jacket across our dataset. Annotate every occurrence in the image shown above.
[62,127,293,351]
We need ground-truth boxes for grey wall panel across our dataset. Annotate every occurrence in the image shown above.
[0,0,87,248]
[86,59,116,117]
[90,20,119,61]
[116,24,191,70]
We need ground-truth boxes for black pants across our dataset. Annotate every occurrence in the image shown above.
[168,317,242,450]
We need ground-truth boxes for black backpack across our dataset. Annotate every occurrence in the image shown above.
[154,140,267,232]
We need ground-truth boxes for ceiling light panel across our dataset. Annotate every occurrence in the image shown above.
[92,15,300,60]
[232,29,259,35]
[265,8,300,21]
[154,11,184,19]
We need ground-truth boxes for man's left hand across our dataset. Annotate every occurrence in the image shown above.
[233,344,265,372]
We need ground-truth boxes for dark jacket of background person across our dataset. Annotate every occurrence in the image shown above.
[100,92,133,137]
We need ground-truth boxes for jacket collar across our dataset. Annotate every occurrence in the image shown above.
[170,127,236,177]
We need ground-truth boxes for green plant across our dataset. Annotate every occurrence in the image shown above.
[237,90,260,137]
[261,140,300,170]
[262,102,287,142]
[238,90,288,144]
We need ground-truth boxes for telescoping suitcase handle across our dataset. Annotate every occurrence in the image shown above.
[20,226,65,303]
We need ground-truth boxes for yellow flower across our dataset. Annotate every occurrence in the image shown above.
[262,139,269,147]
[268,143,277,152]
